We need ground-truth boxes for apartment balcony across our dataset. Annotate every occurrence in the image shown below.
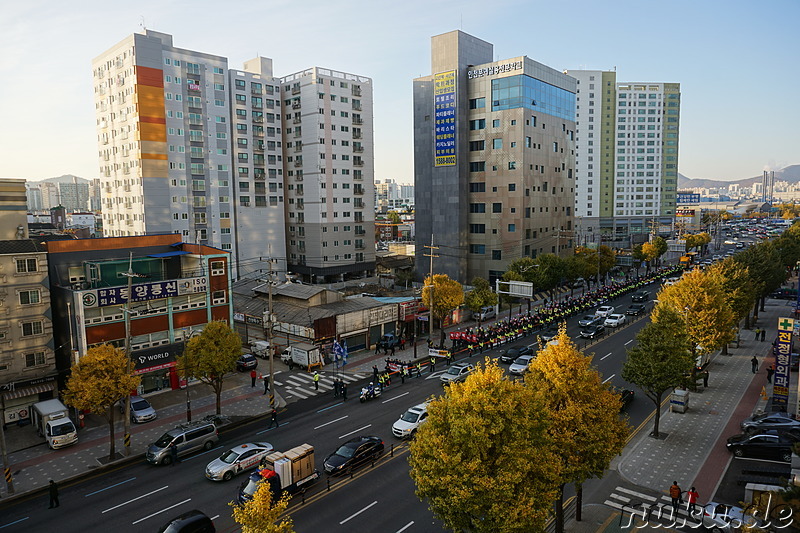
[352,117,363,125]
[293,117,301,124]
[355,243,365,250]
[252,103,263,110]
[355,229,366,236]
[296,202,304,210]
[253,130,264,138]
[354,214,364,223]
[251,88,262,96]
[294,160,303,168]
[353,146,364,153]
[353,188,364,195]
[352,103,362,111]
[292,102,301,110]
[352,131,362,139]
[351,87,362,97]
[294,145,302,153]
[353,201,364,209]
[354,160,364,167]
[253,116,264,123]
[291,86,301,95]
[294,130,302,138]
[254,145,264,153]
[238,170,249,178]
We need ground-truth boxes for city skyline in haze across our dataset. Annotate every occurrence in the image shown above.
[1,0,797,183]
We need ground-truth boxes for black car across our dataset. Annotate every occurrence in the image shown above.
[579,324,605,339]
[499,347,521,364]
[540,325,559,342]
[324,436,384,475]
[235,353,258,372]
[158,509,215,533]
[726,432,794,462]
[740,411,800,433]
[614,388,635,410]
[631,291,649,302]
[625,303,647,316]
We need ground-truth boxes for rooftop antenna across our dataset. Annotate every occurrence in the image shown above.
[139,16,146,31]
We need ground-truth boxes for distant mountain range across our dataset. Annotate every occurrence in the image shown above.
[30,174,91,184]
[678,165,800,190]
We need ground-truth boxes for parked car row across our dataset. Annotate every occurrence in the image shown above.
[726,412,800,463]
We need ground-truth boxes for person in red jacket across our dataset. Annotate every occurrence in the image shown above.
[686,487,699,515]
[250,369,257,387]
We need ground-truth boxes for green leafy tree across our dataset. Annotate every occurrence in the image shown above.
[632,244,647,274]
[621,307,694,437]
[177,320,242,414]
[465,277,498,326]
[422,274,464,347]
[409,361,560,533]
[64,344,141,460]
[734,243,786,315]
[230,481,294,533]
[526,328,629,531]
[709,259,756,332]
[650,236,668,266]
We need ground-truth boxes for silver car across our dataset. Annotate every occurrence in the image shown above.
[509,355,534,375]
[119,395,157,424]
[440,362,475,386]
[205,442,274,481]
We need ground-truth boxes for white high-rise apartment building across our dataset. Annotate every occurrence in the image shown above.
[568,70,680,241]
[93,31,374,281]
[280,68,375,283]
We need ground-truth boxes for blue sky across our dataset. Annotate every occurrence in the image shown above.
[2,0,797,183]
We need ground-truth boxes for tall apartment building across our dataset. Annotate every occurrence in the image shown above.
[414,31,576,283]
[94,30,373,282]
[568,70,680,242]
[280,68,375,283]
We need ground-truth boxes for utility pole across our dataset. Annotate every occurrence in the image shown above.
[423,235,438,347]
[183,327,193,422]
[121,252,136,457]
[267,252,276,409]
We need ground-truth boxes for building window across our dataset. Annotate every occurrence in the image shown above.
[469,161,486,172]
[469,244,486,254]
[469,97,485,109]
[16,258,37,273]
[492,250,502,260]
[508,224,516,232]
[469,140,485,151]
[469,203,486,213]
[19,290,41,305]
[21,321,44,337]
[492,119,500,127]
[492,138,502,149]
[492,203,502,213]
[25,351,46,368]
[469,224,486,234]
[469,119,486,130]
[469,182,486,193]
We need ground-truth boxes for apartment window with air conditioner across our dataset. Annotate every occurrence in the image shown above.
[212,290,226,305]
[210,260,225,276]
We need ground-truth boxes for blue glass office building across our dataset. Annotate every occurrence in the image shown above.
[414,31,577,284]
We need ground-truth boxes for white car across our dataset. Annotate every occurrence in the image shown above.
[392,403,429,438]
[604,314,626,328]
[509,355,534,375]
[595,305,615,318]
[205,442,274,482]
[699,502,766,531]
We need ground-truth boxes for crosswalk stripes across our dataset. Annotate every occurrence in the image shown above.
[604,486,708,529]
[282,372,367,399]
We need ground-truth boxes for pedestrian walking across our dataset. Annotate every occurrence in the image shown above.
[400,366,406,384]
[48,480,59,509]
[767,365,774,383]
[263,375,269,395]
[333,378,340,397]
[268,408,279,428]
[390,345,395,356]
[416,362,422,377]
[250,369,257,387]
[169,441,180,465]
[751,356,759,373]
[372,364,379,382]
[686,487,699,515]
[400,338,406,350]
[761,329,766,342]
[342,382,348,401]
[702,371,709,388]
[754,327,761,341]
[313,371,320,390]
[669,481,682,514]
[374,342,381,355]
[430,356,436,373]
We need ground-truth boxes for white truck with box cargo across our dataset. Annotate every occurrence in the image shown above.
[287,343,323,371]
[236,443,320,505]
[32,399,78,449]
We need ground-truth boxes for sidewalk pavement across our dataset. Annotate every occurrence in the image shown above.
[564,292,795,531]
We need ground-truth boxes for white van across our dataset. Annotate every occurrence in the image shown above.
[472,306,496,321]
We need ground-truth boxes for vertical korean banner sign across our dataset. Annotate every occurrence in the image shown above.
[434,70,456,167]
[774,317,794,407]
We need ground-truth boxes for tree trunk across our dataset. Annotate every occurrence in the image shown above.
[555,483,565,533]
[744,314,751,330]
[722,343,729,355]
[108,407,116,460]
[439,317,446,348]
[576,482,583,521]
[753,300,759,323]
[652,394,662,438]
[760,295,766,312]
[215,381,222,414]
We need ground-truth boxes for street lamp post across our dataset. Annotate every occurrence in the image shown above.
[182,327,195,423]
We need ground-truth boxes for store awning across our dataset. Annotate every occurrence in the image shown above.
[2,382,56,401]
[148,251,189,258]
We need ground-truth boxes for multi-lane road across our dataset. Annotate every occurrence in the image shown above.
[0,281,669,533]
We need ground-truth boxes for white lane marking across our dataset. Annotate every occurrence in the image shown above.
[339,501,378,525]
[604,500,625,510]
[382,392,410,404]
[273,380,283,386]
[314,415,348,430]
[339,424,372,439]
[103,486,169,513]
[603,374,615,383]
[288,387,311,399]
[616,486,658,502]
[396,521,415,532]
[86,477,136,496]
[601,353,612,360]
[609,493,631,503]
[132,498,191,525]
[624,340,633,346]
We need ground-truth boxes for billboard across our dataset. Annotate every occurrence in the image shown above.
[80,277,208,308]
[434,70,456,167]
[774,317,793,407]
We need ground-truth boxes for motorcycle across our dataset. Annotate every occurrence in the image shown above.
[359,386,382,403]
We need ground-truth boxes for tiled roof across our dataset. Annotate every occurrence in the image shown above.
[0,239,46,255]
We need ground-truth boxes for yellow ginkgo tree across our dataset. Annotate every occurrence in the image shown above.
[230,480,294,533]
[526,327,629,532]
[64,343,140,461]
[421,273,464,347]
[409,360,560,533]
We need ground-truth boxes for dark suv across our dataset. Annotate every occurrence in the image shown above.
[631,291,649,302]
[158,509,215,533]
[236,353,258,372]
